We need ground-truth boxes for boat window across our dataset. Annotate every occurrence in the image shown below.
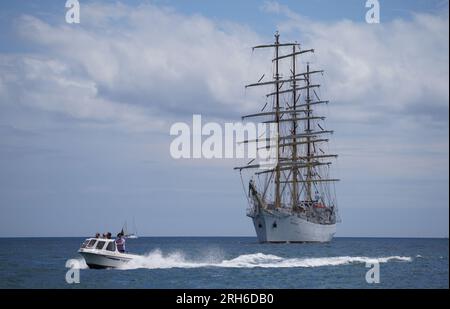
[95,241,106,250]
[86,239,97,248]
[106,241,116,252]
[81,240,89,248]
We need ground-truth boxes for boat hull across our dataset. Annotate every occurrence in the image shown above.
[251,208,336,243]
[78,250,136,269]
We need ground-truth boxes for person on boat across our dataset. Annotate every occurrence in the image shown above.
[95,232,100,238]
[106,232,112,239]
[115,233,126,253]
[314,190,320,201]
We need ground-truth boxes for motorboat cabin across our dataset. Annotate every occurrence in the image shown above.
[78,237,139,269]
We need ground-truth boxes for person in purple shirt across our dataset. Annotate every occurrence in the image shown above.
[115,233,126,253]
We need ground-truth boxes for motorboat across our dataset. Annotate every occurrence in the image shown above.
[78,237,139,269]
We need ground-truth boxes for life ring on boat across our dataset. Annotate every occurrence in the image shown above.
[314,202,326,209]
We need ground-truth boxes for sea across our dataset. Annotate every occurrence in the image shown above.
[0,237,447,289]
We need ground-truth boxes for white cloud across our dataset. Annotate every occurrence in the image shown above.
[0,54,165,132]
[5,3,271,133]
[1,1,447,133]
[0,1,448,237]
[258,1,449,183]
[261,1,449,126]
[0,1,448,177]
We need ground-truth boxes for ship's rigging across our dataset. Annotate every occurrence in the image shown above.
[234,32,340,225]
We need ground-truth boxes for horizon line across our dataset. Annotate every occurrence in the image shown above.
[0,235,448,239]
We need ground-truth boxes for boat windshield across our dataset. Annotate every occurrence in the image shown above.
[106,241,116,252]
[86,239,97,248]
[80,240,90,248]
[95,241,106,249]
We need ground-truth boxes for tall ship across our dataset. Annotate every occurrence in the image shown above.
[235,32,340,243]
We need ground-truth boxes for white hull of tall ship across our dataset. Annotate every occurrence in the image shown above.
[250,207,336,243]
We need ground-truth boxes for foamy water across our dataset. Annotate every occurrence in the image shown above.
[72,257,89,269]
[119,249,412,270]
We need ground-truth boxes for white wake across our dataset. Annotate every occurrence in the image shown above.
[119,249,412,270]
[68,257,89,269]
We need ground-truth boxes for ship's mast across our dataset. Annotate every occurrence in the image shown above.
[234,32,340,210]
[291,44,298,209]
[306,63,312,201]
[274,32,281,209]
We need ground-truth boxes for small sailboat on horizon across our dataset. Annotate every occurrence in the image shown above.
[122,218,139,239]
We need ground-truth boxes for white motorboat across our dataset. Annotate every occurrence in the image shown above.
[78,237,139,269]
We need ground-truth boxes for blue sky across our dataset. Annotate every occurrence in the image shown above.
[0,0,448,237]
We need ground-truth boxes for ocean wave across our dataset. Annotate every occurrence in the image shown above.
[119,250,412,270]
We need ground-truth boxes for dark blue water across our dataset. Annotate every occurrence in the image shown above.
[0,237,447,288]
